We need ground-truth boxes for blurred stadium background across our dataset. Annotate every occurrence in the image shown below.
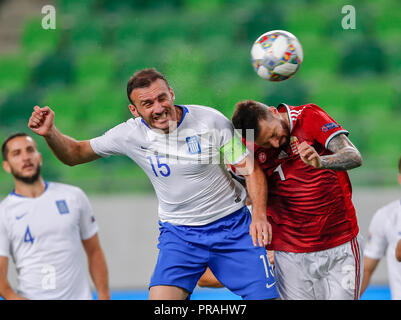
[0,0,400,300]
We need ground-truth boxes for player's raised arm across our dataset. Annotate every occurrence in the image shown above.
[233,155,271,247]
[298,134,362,171]
[28,106,100,166]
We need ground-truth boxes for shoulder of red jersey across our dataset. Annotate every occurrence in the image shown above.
[278,103,349,149]
[278,103,327,124]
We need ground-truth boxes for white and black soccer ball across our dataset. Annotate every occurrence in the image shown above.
[251,30,303,81]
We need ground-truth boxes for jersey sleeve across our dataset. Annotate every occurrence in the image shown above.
[302,104,349,149]
[76,189,98,241]
[0,213,10,257]
[90,122,128,158]
[214,112,249,165]
[364,209,388,259]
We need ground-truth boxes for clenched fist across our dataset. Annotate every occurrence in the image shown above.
[28,106,55,137]
[297,141,322,168]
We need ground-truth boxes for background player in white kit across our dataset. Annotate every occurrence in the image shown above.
[0,133,110,300]
[27,68,279,300]
[361,156,401,299]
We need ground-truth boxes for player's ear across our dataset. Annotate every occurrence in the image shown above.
[129,104,140,118]
[169,87,175,101]
[269,106,278,114]
[2,161,11,174]
[398,173,401,186]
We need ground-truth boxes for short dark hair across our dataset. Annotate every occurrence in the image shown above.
[126,68,170,105]
[1,132,30,161]
[232,100,271,141]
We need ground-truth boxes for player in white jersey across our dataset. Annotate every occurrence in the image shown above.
[28,68,279,300]
[0,133,110,300]
[361,156,401,299]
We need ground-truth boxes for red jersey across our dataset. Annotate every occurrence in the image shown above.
[248,103,359,253]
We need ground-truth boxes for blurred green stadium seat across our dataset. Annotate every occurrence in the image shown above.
[339,37,387,76]
[79,84,128,133]
[298,35,340,79]
[41,84,127,136]
[234,3,285,43]
[21,18,60,55]
[373,3,401,40]
[57,0,97,13]
[0,55,30,93]
[75,49,116,86]
[114,40,165,84]
[0,88,42,128]
[40,86,84,133]
[113,16,146,49]
[190,11,235,42]
[185,0,227,11]
[31,52,75,88]
[262,79,310,109]
[93,0,184,12]
[365,111,401,167]
[284,5,326,39]
[69,17,107,50]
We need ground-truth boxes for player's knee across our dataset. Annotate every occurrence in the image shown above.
[149,285,189,300]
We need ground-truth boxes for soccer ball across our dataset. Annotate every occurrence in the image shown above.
[251,30,303,81]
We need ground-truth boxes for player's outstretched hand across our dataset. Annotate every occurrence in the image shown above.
[28,106,55,137]
[297,141,322,169]
[250,214,272,247]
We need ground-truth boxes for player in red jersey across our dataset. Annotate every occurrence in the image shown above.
[199,100,363,300]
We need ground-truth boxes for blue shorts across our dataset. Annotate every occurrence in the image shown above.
[149,206,279,300]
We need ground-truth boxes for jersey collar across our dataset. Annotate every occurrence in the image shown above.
[277,103,293,133]
[10,181,49,198]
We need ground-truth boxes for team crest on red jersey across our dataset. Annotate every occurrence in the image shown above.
[257,151,267,163]
[290,136,300,155]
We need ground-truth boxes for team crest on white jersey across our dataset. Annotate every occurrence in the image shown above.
[56,200,69,214]
[186,136,201,154]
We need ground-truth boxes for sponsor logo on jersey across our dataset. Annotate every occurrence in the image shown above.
[15,212,28,220]
[321,122,339,132]
[186,136,201,154]
[278,150,288,159]
[56,200,69,214]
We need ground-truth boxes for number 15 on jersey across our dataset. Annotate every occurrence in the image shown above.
[147,155,171,177]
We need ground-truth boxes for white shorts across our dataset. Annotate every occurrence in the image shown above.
[274,235,364,300]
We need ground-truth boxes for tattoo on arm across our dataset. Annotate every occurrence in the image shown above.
[320,134,362,171]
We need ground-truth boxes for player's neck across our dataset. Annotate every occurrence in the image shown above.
[14,177,47,198]
[175,105,183,123]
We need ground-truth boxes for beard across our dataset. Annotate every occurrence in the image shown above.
[280,119,291,148]
[12,165,41,184]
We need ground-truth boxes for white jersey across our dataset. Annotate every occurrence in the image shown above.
[364,199,401,299]
[90,104,248,226]
[0,182,98,300]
